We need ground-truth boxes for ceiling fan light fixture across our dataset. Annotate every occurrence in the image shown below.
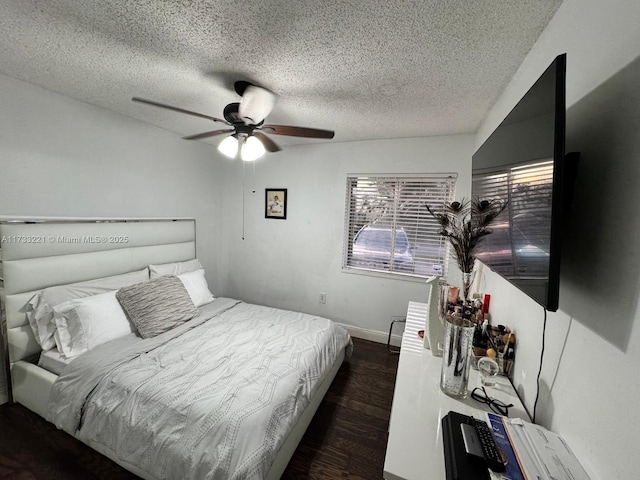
[132,86,335,160]
[218,135,239,158]
[241,135,266,162]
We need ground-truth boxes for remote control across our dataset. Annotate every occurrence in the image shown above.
[460,418,505,472]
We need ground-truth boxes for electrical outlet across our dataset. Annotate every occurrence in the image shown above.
[319,292,327,304]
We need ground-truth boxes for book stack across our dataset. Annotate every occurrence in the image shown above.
[442,411,591,480]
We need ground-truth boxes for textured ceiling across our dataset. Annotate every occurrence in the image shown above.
[0,0,562,148]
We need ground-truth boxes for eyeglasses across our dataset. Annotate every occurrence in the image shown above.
[471,387,514,416]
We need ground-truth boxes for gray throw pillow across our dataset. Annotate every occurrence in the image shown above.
[116,275,198,339]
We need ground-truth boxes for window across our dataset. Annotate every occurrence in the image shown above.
[343,174,457,277]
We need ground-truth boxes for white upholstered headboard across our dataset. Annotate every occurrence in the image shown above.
[0,218,196,405]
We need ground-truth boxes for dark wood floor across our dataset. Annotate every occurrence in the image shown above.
[0,338,399,479]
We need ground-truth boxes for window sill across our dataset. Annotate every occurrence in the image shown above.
[341,266,432,284]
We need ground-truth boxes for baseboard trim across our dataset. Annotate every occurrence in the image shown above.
[337,323,403,347]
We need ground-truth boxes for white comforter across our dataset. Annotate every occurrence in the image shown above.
[47,298,351,480]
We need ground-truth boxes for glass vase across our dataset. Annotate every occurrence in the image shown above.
[440,316,475,398]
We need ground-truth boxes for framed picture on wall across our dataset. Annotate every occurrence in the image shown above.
[265,188,287,219]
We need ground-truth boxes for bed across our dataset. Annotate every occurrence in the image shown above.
[0,218,351,479]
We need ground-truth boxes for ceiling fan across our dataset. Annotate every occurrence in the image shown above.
[132,81,335,161]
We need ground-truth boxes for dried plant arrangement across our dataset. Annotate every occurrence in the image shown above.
[427,198,507,298]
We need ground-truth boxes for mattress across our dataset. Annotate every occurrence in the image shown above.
[38,349,74,375]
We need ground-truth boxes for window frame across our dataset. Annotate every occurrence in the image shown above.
[342,173,457,279]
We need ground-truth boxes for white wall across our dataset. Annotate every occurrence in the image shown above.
[217,135,474,339]
[0,73,224,399]
[474,1,640,478]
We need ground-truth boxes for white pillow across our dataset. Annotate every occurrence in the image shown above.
[149,259,202,278]
[178,269,214,307]
[26,268,149,351]
[53,291,134,358]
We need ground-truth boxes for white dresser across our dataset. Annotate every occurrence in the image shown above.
[383,303,530,480]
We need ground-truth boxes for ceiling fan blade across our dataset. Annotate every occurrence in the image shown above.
[132,97,230,125]
[263,124,334,139]
[253,132,281,152]
[239,85,277,125]
[182,129,234,140]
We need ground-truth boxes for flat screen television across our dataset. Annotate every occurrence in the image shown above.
[472,53,578,312]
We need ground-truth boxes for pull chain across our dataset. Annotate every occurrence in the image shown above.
[241,160,257,240]
[252,158,256,193]
[242,160,246,240]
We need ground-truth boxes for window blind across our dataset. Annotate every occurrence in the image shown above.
[343,174,457,277]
